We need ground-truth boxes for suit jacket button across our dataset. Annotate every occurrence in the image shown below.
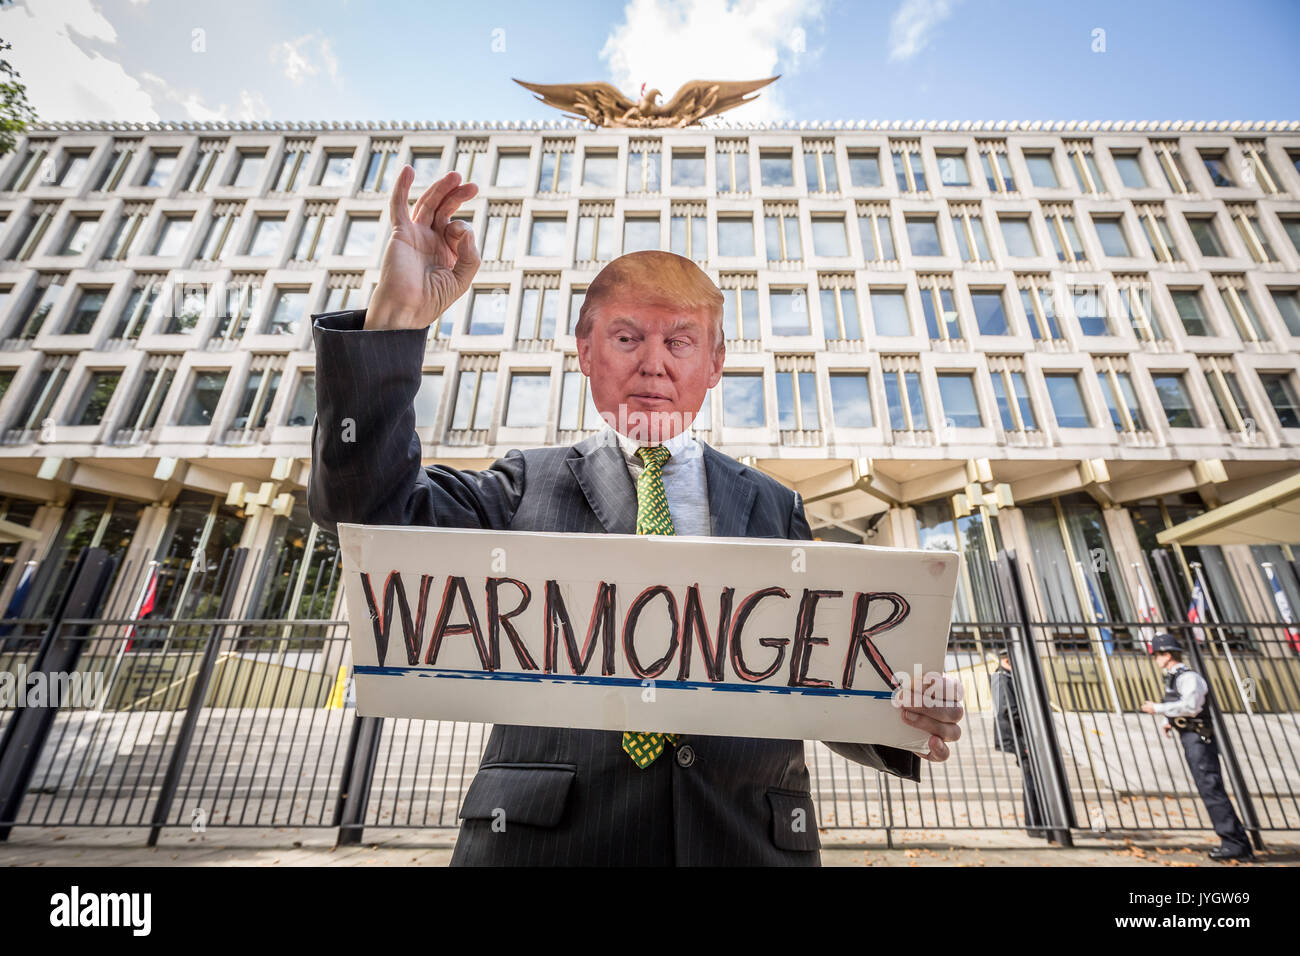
[675,744,696,768]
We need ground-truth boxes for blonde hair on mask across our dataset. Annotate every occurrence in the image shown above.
[574,250,725,351]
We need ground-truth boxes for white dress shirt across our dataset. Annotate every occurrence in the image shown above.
[606,425,712,537]
[1152,664,1209,718]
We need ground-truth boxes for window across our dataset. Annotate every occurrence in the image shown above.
[362,145,400,192]
[892,146,927,192]
[520,216,564,259]
[54,150,92,188]
[623,216,659,254]
[5,141,50,190]
[1044,373,1091,428]
[321,278,362,314]
[412,371,443,428]
[627,146,660,193]
[290,203,334,262]
[483,207,521,260]
[1203,359,1253,433]
[454,142,486,182]
[978,142,1014,193]
[883,369,928,430]
[9,357,71,433]
[1172,290,1212,336]
[764,206,801,260]
[230,366,282,432]
[905,216,942,256]
[9,204,55,260]
[999,216,1038,257]
[1259,372,1300,429]
[212,280,260,344]
[115,358,176,440]
[1024,151,1059,188]
[1216,280,1268,343]
[1093,215,1132,257]
[198,204,241,262]
[93,144,134,192]
[58,215,99,255]
[1282,217,1300,256]
[163,283,207,334]
[450,369,497,430]
[1019,279,1062,341]
[67,371,119,426]
[1097,366,1146,432]
[559,370,601,430]
[1152,140,1191,194]
[103,204,147,260]
[64,287,108,334]
[1073,284,1112,336]
[951,207,991,262]
[264,289,306,335]
[819,284,861,341]
[970,290,1009,335]
[803,145,838,192]
[1151,373,1200,428]
[770,288,811,335]
[244,215,284,257]
[990,368,1036,431]
[1271,289,1300,337]
[1137,205,1181,263]
[920,281,960,341]
[576,207,615,261]
[8,276,66,341]
[153,215,193,257]
[1228,207,1276,263]
[1187,215,1227,257]
[581,151,617,188]
[671,150,706,187]
[110,280,161,340]
[1044,205,1086,263]
[467,288,508,335]
[811,215,848,256]
[828,373,872,427]
[722,373,765,426]
[857,204,896,260]
[340,215,379,256]
[1239,141,1281,194]
[1111,152,1148,189]
[847,149,882,187]
[935,150,970,186]
[141,150,178,188]
[670,206,706,261]
[1119,282,1165,343]
[1200,150,1235,187]
[176,371,227,427]
[1065,141,1103,194]
[871,290,911,336]
[715,141,750,193]
[717,216,755,257]
[776,369,819,430]
[505,372,550,427]
[286,372,317,426]
[229,149,265,188]
[722,285,759,340]
[518,285,559,340]
[410,149,443,192]
[273,143,310,192]
[937,373,981,427]
[317,150,355,188]
[759,149,794,187]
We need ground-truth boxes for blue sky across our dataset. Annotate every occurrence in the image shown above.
[3,0,1297,125]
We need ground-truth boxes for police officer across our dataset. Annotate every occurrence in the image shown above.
[989,644,1048,838]
[1140,632,1253,861]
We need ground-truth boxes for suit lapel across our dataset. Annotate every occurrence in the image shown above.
[700,439,757,538]
[567,431,637,534]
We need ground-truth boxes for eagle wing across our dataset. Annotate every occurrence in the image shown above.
[512,79,637,124]
[656,76,780,122]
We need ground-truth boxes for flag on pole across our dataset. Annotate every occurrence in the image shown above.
[124,565,159,649]
[1262,563,1300,654]
[0,560,36,636]
[1186,580,1208,644]
[1082,570,1115,655]
[1135,578,1158,653]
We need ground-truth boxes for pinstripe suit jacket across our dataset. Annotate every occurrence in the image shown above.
[308,309,921,866]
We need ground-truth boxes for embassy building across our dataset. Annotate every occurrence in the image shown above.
[0,117,1299,663]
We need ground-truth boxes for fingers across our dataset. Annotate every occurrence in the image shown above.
[432,182,478,232]
[389,164,414,228]
[921,736,950,762]
[901,707,962,743]
[413,170,473,228]
[449,219,481,291]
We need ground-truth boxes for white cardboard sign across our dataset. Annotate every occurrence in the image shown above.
[338,524,959,753]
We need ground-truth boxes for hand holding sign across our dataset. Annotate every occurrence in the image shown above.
[895,672,964,762]
[366,167,481,331]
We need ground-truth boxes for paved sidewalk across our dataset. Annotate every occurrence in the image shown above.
[2,826,1295,866]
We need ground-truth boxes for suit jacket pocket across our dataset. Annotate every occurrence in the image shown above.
[458,763,577,828]
[765,788,821,852]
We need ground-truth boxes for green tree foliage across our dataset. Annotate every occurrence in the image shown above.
[0,37,38,158]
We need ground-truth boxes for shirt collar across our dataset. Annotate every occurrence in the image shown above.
[607,424,699,464]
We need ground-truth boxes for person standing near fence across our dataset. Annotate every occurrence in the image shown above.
[989,645,1048,839]
[1139,632,1253,862]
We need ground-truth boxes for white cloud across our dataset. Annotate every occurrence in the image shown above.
[599,0,825,123]
[138,72,271,123]
[271,32,342,88]
[1,0,160,121]
[888,0,961,62]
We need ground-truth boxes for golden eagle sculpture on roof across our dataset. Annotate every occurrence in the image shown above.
[512,76,779,128]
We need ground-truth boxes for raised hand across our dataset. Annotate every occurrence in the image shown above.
[365,166,481,331]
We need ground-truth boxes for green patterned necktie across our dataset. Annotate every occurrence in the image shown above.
[622,444,680,768]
